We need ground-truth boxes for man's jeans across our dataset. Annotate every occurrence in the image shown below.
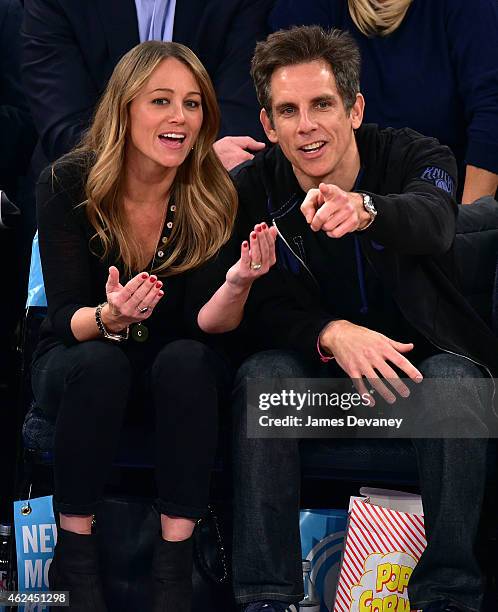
[232,350,491,611]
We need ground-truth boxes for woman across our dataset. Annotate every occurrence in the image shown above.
[32,40,276,611]
[270,0,498,203]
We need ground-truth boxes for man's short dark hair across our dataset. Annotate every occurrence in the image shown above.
[251,26,361,119]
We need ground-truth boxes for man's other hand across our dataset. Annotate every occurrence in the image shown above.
[301,183,371,237]
[214,136,266,171]
[320,320,423,405]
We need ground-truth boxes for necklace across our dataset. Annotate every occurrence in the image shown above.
[130,198,176,343]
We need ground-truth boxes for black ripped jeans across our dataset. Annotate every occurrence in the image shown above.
[32,338,231,518]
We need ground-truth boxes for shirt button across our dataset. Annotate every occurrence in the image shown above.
[157,250,164,258]
[161,237,168,244]
[167,221,173,229]
[170,205,176,211]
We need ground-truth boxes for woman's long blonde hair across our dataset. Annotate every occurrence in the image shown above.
[348,0,413,37]
[71,41,237,277]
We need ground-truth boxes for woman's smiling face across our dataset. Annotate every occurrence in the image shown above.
[127,57,204,174]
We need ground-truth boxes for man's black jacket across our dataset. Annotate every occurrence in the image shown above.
[232,124,498,375]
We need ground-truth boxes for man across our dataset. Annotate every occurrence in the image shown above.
[231,26,498,612]
[21,0,274,177]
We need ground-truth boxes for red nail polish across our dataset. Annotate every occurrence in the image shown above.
[150,276,156,283]
[156,282,162,288]
[257,226,262,232]
[158,290,164,296]
[262,223,267,229]
[141,273,148,279]
[243,241,248,248]
[251,232,256,239]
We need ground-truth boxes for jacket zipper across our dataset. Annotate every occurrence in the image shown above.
[272,218,320,287]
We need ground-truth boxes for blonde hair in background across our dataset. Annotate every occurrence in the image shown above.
[348,0,413,37]
[70,41,237,277]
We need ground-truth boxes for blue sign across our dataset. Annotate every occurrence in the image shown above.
[26,233,47,308]
[13,496,56,612]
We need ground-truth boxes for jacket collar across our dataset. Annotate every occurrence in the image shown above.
[262,138,367,220]
[261,146,304,220]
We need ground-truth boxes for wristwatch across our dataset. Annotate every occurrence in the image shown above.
[358,193,377,231]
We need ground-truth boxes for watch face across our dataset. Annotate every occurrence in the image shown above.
[363,194,377,215]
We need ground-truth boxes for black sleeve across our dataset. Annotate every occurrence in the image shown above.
[234,166,334,361]
[36,162,94,345]
[0,0,37,177]
[365,132,459,255]
[183,235,240,338]
[21,0,98,162]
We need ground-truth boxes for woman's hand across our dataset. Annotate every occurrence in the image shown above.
[226,223,278,289]
[197,223,278,334]
[102,266,164,332]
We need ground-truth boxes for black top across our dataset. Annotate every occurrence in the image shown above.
[232,124,498,374]
[242,150,434,362]
[35,155,237,360]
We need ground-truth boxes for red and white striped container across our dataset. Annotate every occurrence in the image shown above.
[333,494,426,612]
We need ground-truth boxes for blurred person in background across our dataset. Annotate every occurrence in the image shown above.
[1,0,35,200]
[0,0,36,373]
[270,0,498,203]
[22,0,276,177]
[0,0,37,532]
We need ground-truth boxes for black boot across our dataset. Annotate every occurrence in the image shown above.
[49,527,107,612]
[151,534,194,612]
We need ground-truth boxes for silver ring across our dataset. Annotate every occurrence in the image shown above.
[250,261,262,270]
[137,306,149,314]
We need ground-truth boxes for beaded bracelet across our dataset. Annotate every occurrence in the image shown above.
[95,302,129,342]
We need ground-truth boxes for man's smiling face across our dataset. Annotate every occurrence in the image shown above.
[260,60,364,191]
